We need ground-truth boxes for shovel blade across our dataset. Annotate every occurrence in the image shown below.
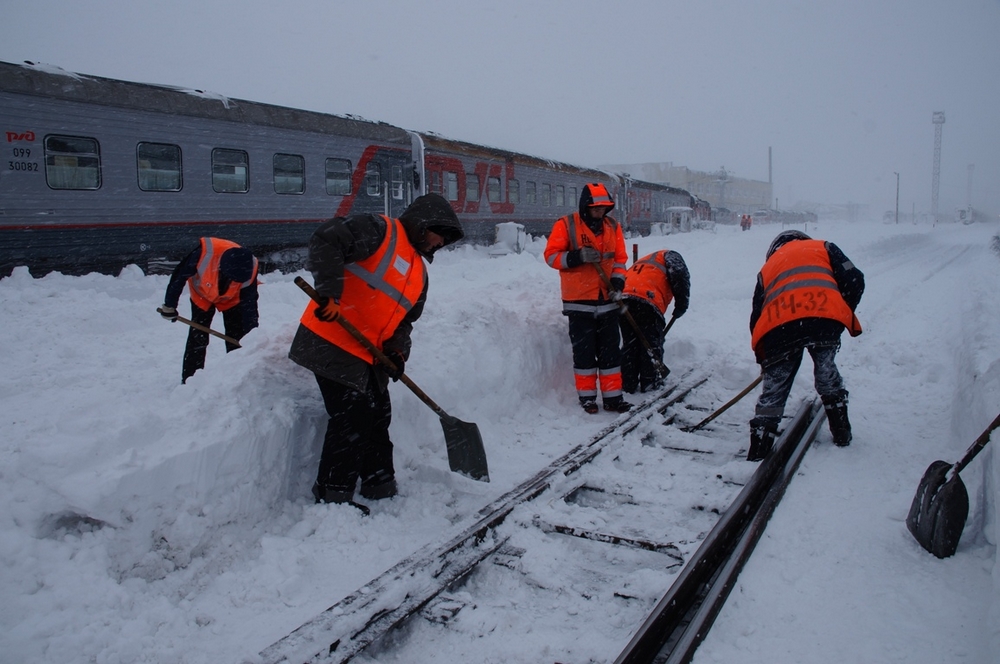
[441,415,490,482]
[906,460,969,558]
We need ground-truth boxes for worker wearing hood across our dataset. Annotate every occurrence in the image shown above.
[289,194,464,510]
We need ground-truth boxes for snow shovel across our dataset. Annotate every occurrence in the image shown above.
[906,411,1000,558]
[294,277,489,482]
[593,264,669,380]
[682,375,762,433]
[157,307,241,347]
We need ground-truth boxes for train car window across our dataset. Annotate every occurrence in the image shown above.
[525,181,536,204]
[569,187,577,206]
[487,176,502,203]
[555,184,565,207]
[467,174,480,202]
[508,179,520,204]
[541,183,551,206]
[444,172,459,201]
[391,165,404,200]
[44,135,101,190]
[325,158,351,195]
[212,148,249,193]
[365,162,381,197]
[136,142,182,192]
[273,153,305,194]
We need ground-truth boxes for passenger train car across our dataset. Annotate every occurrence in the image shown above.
[1,60,704,276]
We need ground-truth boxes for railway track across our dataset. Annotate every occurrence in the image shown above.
[259,372,825,664]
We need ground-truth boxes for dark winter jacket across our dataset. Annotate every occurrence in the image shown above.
[163,242,259,325]
[288,195,463,393]
[749,240,864,366]
[288,214,428,393]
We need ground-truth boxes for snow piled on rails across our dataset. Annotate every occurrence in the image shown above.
[0,219,997,663]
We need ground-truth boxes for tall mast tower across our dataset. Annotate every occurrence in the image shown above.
[931,111,945,220]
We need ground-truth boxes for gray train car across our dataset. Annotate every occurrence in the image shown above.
[0,61,413,276]
[413,131,618,239]
[1,60,705,277]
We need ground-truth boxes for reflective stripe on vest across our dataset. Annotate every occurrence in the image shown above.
[300,216,426,363]
[750,239,861,351]
[623,250,674,315]
[548,212,625,304]
[189,237,257,312]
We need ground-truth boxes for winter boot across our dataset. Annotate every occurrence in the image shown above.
[312,482,370,515]
[359,471,398,500]
[747,418,778,462]
[580,399,599,414]
[603,397,633,413]
[822,392,852,447]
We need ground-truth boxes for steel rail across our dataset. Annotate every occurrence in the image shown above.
[260,373,709,664]
[613,398,824,664]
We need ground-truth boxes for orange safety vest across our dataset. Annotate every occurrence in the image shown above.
[751,239,862,351]
[299,216,426,363]
[189,237,258,312]
[623,250,674,315]
[544,212,627,302]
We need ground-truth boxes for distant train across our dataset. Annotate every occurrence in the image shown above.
[0,60,707,277]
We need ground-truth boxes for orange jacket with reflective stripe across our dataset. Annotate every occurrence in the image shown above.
[189,237,258,312]
[750,239,862,351]
[544,212,627,302]
[623,250,674,315]
[299,216,426,363]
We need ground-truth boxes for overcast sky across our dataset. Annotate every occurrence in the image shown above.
[3,0,998,216]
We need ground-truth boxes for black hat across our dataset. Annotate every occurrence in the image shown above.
[220,247,256,283]
[766,230,811,259]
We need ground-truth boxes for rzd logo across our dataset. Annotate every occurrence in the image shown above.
[6,131,36,142]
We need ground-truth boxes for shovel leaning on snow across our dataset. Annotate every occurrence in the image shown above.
[906,411,1000,558]
[294,277,490,482]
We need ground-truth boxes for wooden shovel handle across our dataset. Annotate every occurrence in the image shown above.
[593,263,669,379]
[685,375,763,433]
[159,308,242,347]
[954,411,1000,474]
[293,277,448,419]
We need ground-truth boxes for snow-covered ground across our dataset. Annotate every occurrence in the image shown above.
[1,219,997,663]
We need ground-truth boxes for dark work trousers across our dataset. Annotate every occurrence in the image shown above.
[620,300,666,394]
[182,297,257,383]
[567,310,623,400]
[314,372,394,494]
[754,344,845,426]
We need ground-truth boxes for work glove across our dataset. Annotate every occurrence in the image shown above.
[380,350,406,381]
[577,247,602,263]
[157,305,178,322]
[315,297,340,322]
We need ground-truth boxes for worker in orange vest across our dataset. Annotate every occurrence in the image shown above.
[748,230,864,461]
[620,249,690,394]
[288,193,464,510]
[544,183,632,414]
[159,237,259,383]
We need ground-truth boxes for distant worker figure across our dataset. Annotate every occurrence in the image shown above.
[620,249,691,394]
[544,183,632,414]
[158,237,259,383]
[288,194,464,508]
[748,230,864,461]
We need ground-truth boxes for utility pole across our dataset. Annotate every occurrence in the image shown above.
[894,172,899,224]
[931,111,945,221]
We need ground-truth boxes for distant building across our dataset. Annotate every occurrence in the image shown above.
[601,162,772,215]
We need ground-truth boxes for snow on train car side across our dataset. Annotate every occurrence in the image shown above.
[0,61,412,276]
[1,60,705,277]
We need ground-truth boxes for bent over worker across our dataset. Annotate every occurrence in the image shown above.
[748,230,864,461]
[544,183,632,414]
[159,237,259,383]
[620,249,690,394]
[288,193,464,507]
